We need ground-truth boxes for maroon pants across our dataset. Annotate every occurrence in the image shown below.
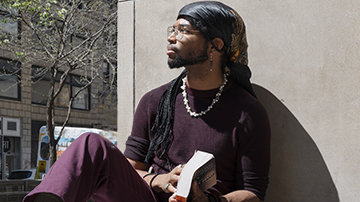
[23,133,158,202]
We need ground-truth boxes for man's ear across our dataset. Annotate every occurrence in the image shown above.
[211,38,224,52]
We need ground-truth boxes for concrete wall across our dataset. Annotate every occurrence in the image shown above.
[117,0,359,201]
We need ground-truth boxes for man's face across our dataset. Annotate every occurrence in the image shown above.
[167,18,209,69]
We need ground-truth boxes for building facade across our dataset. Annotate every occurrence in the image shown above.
[0,2,117,180]
[0,57,117,180]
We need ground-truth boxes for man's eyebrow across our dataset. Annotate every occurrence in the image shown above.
[178,24,192,27]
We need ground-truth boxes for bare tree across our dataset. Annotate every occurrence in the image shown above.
[0,0,117,166]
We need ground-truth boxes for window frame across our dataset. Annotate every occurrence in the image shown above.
[31,66,91,111]
[0,57,21,101]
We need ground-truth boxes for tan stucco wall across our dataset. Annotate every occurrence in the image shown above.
[118,0,359,201]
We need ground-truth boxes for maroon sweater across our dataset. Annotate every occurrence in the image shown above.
[124,79,271,201]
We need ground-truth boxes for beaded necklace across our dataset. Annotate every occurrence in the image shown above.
[181,73,228,117]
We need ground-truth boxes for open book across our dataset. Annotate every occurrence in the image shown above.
[176,150,216,202]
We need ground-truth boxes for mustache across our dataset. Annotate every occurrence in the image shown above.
[167,45,178,52]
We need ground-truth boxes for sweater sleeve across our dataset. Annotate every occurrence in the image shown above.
[236,101,271,201]
[124,91,153,162]
[124,83,170,164]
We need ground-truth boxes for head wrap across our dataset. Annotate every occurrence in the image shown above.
[177,1,257,98]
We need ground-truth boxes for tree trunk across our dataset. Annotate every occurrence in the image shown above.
[47,67,57,167]
[46,99,57,167]
[49,140,57,167]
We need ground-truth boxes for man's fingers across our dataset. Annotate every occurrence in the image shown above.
[164,182,177,193]
[190,180,207,201]
[168,192,177,202]
[173,164,184,175]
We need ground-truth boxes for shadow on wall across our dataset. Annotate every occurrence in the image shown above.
[253,84,339,202]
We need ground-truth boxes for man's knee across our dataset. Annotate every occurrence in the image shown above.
[74,132,108,148]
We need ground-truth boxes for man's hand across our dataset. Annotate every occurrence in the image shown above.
[188,180,210,202]
[128,158,185,194]
[152,164,184,193]
[168,180,209,202]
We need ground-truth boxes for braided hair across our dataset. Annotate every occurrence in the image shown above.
[144,70,187,163]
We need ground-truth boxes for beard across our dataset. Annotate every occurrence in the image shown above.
[168,42,209,69]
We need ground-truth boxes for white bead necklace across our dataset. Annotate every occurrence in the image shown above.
[181,73,228,117]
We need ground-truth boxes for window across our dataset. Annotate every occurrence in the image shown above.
[0,58,21,100]
[0,11,18,37]
[102,61,117,88]
[31,66,90,110]
[71,75,90,110]
[0,3,20,43]
[69,34,89,56]
[0,4,19,40]
[98,61,117,103]
[71,34,86,49]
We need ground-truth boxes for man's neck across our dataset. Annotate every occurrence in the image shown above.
[185,64,224,90]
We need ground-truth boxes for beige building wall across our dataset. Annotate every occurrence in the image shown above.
[118,0,359,201]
